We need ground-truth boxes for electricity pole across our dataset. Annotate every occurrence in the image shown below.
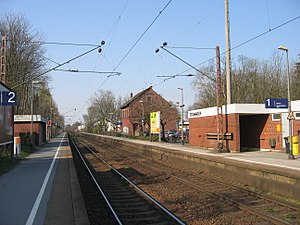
[225,0,232,105]
[1,35,6,83]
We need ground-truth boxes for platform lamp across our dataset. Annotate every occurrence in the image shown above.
[139,100,145,136]
[30,80,40,145]
[278,45,294,159]
[177,88,185,145]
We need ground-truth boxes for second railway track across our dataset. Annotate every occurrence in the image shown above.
[69,134,184,225]
[73,133,300,225]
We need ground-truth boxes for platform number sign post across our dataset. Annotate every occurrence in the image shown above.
[264,98,288,109]
[1,91,17,106]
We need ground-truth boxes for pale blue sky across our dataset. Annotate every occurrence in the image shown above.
[2,0,300,124]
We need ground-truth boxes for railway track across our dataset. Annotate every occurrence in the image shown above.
[69,134,185,225]
[75,133,300,225]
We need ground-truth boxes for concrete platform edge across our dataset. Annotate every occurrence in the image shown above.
[69,142,90,225]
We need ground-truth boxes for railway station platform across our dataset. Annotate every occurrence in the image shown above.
[157,141,300,171]
[86,133,300,200]
[114,136,300,171]
[0,133,89,225]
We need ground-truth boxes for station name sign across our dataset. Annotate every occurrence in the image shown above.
[0,91,17,106]
[189,111,201,118]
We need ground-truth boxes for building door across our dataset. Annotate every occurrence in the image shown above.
[281,113,289,148]
[133,123,139,136]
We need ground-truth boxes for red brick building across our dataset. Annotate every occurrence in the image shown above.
[14,115,47,146]
[121,86,179,136]
[188,101,300,152]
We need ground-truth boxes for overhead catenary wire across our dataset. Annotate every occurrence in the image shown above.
[98,0,130,69]
[168,15,300,80]
[171,5,223,46]
[129,3,222,93]
[37,41,100,47]
[12,42,105,89]
[159,46,216,82]
[76,1,131,119]
[84,0,173,111]
[112,0,173,72]
[53,68,121,75]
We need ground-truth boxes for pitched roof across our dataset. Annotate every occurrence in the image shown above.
[0,81,14,92]
[120,86,153,109]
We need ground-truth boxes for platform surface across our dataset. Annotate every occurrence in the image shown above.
[105,134,300,172]
[0,133,89,225]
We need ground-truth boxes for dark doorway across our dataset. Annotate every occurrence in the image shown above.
[239,114,268,152]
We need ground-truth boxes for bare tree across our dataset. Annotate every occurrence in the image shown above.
[0,13,49,115]
[192,53,299,108]
[86,89,119,132]
[293,61,300,100]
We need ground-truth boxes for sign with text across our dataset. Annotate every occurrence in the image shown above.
[264,98,288,109]
[150,111,160,134]
[1,91,17,106]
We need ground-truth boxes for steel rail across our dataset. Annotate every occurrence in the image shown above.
[69,137,123,225]
[132,152,294,225]
[172,175,291,225]
[79,140,186,225]
[83,136,294,225]
[197,168,300,212]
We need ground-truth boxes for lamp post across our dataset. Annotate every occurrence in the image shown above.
[178,88,184,145]
[278,45,294,159]
[30,80,40,144]
[139,100,145,136]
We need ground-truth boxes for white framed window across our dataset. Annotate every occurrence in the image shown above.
[295,112,300,120]
[272,113,281,121]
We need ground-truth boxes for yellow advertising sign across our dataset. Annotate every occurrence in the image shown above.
[276,124,281,132]
[150,111,160,134]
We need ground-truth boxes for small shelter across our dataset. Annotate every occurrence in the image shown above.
[14,115,47,146]
[188,100,300,152]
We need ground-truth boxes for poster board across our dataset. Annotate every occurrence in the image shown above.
[150,111,160,134]
[0,82,16,146]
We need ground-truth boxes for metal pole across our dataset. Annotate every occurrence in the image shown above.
[30,81,34,144]
[178,88,184,145]
[139,101,144,136]
[278,46,294,159]
[50,102,53,140]
[286,50,294,159]
[216,46,225,150]
[225,0,232,105]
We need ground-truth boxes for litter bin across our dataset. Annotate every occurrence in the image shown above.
[292,136,298,155]
[284,137,290,154]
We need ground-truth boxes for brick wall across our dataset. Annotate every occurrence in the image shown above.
[121,87,178,135]
[190,112,300,152]
[189,114,240,152]
[14,122,46,146]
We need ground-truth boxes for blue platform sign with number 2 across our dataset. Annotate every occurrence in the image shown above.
[1,91,17,106]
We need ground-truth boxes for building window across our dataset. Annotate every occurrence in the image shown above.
[146,96,152,103]
[272,113,281,121]
[295,112,300,120]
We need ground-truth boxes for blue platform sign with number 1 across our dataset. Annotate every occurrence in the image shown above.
[264,98,288,109]
[1,91,17,106]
